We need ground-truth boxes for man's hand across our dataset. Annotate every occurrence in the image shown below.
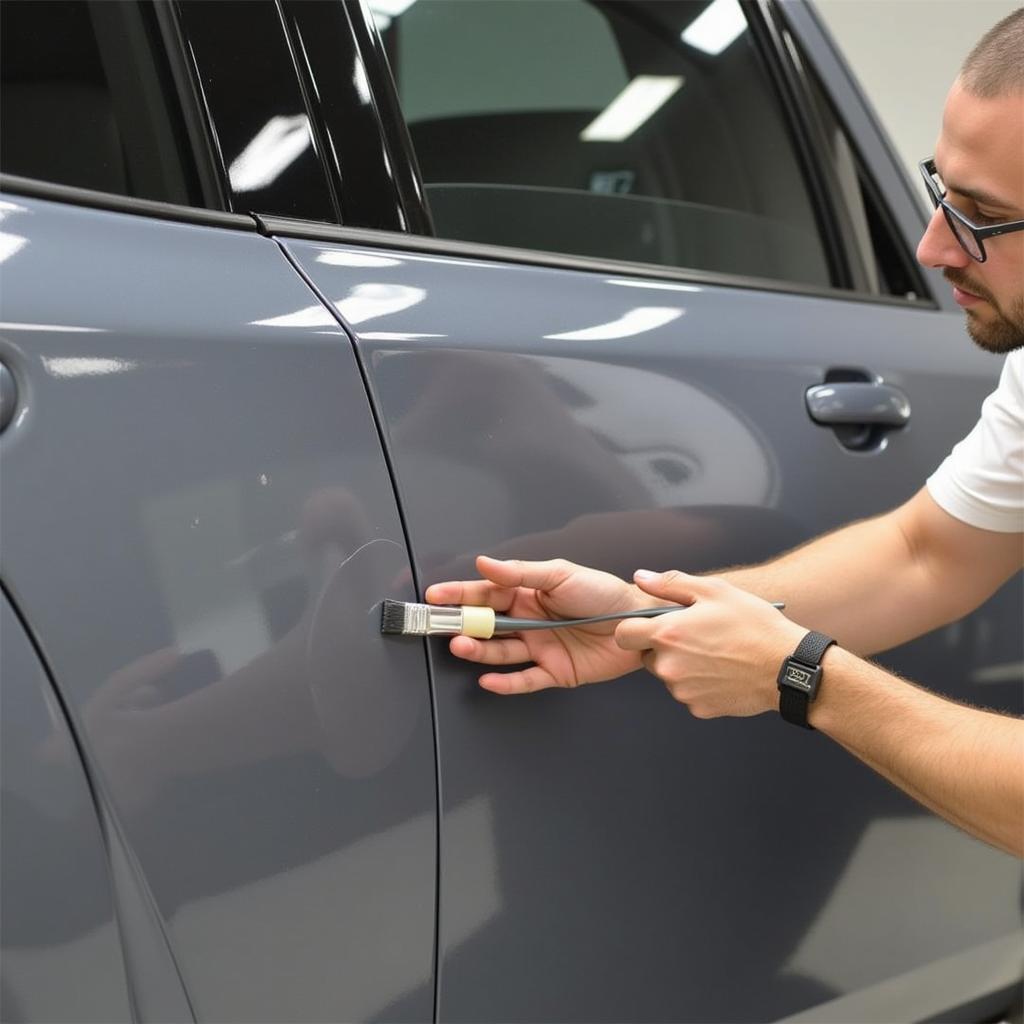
[425,555,658,693]
[616,570,806,718]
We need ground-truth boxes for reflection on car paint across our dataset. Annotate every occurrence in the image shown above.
[0,201,438,1021]
[545,305,684,341]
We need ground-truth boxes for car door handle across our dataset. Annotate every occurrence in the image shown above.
[805,382,910,428]
[0,361,17,433]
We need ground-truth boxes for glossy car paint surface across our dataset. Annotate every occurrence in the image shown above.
[1,594,133,1023]
[287,236,1023,1022]
[0,197,437,1022]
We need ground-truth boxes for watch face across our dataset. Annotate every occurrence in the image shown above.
[783,663,814,691]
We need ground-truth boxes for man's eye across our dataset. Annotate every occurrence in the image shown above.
[973,211,1001,226]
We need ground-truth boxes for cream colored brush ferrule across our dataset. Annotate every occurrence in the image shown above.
[459,605,496,639]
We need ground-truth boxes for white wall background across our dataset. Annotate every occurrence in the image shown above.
[813,0,1020,198]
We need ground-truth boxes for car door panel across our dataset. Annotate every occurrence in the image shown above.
[283,234,1022,1022]
[0,592,134,1023]
[0,195,437,1023]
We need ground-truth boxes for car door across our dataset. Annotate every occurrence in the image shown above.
[271,1,1022,1021]
[0,2,437,1020]
[1,592,136,1023]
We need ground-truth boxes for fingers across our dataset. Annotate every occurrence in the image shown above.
[614,616,660,651]
[479,665,564,695]
[448,635,570,694]
[475,555,578,594]
[449,634,531,666]
[632,569,716,605]
[424,578,517,612]
[425,555,580,610]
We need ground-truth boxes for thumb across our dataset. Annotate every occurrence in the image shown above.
[633,569,709,605]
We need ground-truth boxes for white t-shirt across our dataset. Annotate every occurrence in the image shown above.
[926,349,1024,533]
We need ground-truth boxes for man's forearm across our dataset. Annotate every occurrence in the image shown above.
[718,489,1022,656]
[809,647,1024,858]
[719,513,932,655]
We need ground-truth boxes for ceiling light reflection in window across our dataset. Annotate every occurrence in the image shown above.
[581,76,684,143]
[368,0,417,32]
[229,115,312,193]
[681,0,747,56]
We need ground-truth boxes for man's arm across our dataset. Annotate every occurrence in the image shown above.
[811,646,1023,857]
[720,486,1023,655]
[428,488,1022,691]
[617,570,1023,857]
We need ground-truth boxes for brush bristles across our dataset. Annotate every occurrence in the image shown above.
[380,599,411,635]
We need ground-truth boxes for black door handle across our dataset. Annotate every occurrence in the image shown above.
[0,362,16,433]
[805,382,911,428]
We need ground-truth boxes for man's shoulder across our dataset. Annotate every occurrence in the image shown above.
[1005,350,1024,386]
[995,350,1023,411]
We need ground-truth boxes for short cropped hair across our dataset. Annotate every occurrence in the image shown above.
[960,7,1024,97]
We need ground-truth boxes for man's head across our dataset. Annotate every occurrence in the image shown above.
[916,8,1024,354]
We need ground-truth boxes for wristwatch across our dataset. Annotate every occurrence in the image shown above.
[777,630,835,730]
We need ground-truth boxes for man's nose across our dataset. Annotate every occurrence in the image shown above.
[916,206,971,269]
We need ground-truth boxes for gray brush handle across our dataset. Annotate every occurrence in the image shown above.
[495,603,783,632]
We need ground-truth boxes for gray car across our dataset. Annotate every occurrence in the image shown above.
[1,1,1020,1022]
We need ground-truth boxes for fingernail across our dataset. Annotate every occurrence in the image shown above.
[634,569,659,580]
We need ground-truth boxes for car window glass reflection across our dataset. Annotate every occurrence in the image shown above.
[379,0,831,287]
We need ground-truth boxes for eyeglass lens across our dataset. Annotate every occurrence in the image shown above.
[946,211,983,259]
[926,164,983,260]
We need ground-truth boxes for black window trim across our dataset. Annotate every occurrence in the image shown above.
[273,0,345,225]
[0,170,939,311]
[153,0,228,211]
[340,0,433,234]
[0,173,257,231]
[744,0,854,291]
[777,0,938,298]
[276,0,428,233]
[254,212,938,310]
[764,1,932,303]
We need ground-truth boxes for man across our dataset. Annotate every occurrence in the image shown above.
[426,10,1024,858]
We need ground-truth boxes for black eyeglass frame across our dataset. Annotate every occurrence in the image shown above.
[919,158,1024,263]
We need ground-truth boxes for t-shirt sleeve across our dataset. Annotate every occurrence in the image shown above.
[926,351,1024,533]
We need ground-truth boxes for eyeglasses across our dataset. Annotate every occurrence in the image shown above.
[919,158,1024,262]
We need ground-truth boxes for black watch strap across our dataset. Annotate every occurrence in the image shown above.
[778,630,835,730]
[793,630,835,668]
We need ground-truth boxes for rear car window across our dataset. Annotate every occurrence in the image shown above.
[1,0,203,207]
[377,0,833,288]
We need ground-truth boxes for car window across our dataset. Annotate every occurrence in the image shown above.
[376,0,832,288]
[0,0,203,206]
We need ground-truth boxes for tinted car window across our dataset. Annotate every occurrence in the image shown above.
[0,0,202,206]
[377,0,832,287]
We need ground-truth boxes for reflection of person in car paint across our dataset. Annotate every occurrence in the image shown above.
[428,11,1024,858]
[54,490,421,814]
